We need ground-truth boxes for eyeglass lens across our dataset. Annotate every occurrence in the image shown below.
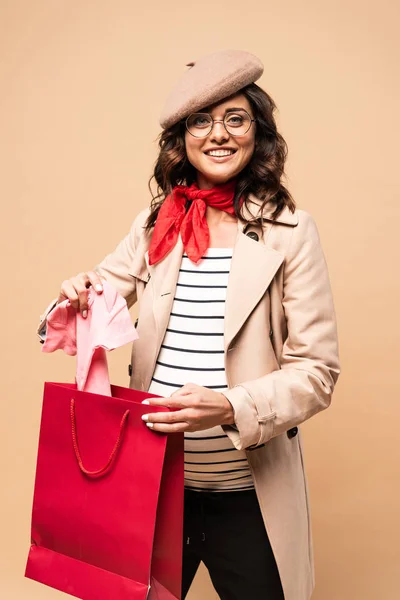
[186,110,252,137]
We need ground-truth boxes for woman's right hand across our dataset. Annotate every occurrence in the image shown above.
[57,271,104,318]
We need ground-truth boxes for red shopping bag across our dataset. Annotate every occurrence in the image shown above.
[25,382,184,600]
[26,291,184,600]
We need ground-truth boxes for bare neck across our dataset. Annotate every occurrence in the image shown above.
[206,206,238,248]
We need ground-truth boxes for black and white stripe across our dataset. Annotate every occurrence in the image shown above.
[148,248,253,492]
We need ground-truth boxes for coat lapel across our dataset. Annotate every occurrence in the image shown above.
[144,235,184,354]
[224,196,297,350]
[224,225,284,351]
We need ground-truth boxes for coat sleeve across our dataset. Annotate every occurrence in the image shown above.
[36,208,149,340]
[94,208,149,309]
[222,211,340,450]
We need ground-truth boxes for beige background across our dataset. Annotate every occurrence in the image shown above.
[1,1,399,598]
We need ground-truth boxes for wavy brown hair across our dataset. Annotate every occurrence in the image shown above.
[145,83,295,231]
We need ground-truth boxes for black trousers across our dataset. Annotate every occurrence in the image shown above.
[182,489,285,600]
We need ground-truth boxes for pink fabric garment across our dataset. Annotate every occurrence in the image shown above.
[42,281,138,395]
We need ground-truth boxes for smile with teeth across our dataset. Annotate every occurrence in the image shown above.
[205,149,236,157]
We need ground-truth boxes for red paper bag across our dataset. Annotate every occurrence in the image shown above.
[26,292,184,599]
[26,381,184,600]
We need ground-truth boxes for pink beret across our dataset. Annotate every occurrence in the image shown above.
[160,49,264,129]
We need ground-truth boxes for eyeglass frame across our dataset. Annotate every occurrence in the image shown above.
[184,109,256,138]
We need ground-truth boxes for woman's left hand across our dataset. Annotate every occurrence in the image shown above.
[141,383,235,433]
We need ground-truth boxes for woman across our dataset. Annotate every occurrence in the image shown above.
[40,50,340,600]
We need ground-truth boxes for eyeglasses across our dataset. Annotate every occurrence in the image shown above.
[185,109,256,138]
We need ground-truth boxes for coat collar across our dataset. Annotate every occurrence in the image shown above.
[240,193,299,227]
[143,197,298,360]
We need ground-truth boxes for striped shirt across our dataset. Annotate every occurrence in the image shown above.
[148,247,254,492]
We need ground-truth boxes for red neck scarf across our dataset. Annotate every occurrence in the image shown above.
[148,179,238,265]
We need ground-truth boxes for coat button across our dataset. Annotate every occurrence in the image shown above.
[287,427,298,439]
[128,364,132,377]
[246,231,259,242]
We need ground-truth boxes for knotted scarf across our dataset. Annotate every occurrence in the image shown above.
[148,179,238,265]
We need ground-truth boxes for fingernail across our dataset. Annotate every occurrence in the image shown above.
[141,414,149,422]
[146,422,154,429]
[95,284,103,292]
[82,310,87,318]
[142,400,150,405]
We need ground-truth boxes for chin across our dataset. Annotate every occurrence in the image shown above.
[208,175,231,185]
[201,170,237,186]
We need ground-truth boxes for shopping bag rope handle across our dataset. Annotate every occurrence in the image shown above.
[70,399,130,478]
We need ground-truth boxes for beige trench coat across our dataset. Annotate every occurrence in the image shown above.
[93,195,340,600]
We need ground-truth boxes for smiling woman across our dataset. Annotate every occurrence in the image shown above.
[43,49,340,600]
[145,78,295,233]
[184,99,256,188]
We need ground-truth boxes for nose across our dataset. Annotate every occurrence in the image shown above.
[209,121,229,144]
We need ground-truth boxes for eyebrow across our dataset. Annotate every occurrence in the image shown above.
[206,107,248,115]
[224,107,247,113]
